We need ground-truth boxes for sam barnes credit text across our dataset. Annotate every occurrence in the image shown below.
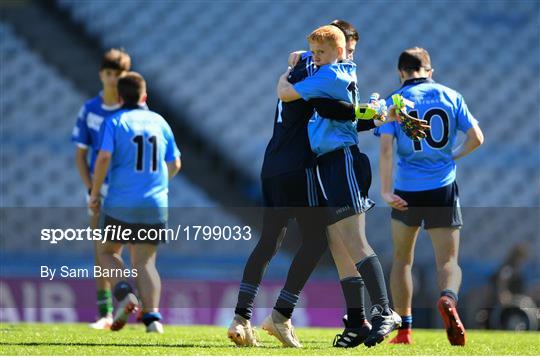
[41,265,137,280]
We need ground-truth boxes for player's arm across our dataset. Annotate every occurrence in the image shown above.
[379,134,408,211]
[72,105,92,190]
[288,51,306,67]
[308,98,354,120]
[452,123,484,160]
[308,98,376,131]
[308,97,397,131]
[277,67,301,102]
[89,150,111,214]
[167,157,181,180]
[75,146,92,190]
[164,123,182,180]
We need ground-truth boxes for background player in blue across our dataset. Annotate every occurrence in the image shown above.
[278,25,401,347]
[377,47,484,346]
[88,72,181,334]
[71,48,131,330]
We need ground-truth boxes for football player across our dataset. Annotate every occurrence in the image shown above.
[377,47,484,346]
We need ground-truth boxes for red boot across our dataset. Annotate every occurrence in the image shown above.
[389,328,412,344]
[437,296,466,346]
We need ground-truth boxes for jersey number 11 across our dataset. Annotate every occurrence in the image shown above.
[132,135,158,172]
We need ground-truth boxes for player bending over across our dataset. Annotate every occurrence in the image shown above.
[88,72,181,333]
[377,47,484,346]
[72,48,131,329]
[277,25,402,348]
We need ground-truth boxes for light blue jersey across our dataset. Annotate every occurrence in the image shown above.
[99,106,180,224]
[376,78,477,191]
[71,94,122,174]
[293,61,358,156]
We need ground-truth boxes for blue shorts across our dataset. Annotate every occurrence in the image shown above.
[262,168,321,208]
[316,145,375,225]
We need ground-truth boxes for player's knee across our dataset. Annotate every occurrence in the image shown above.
[393,250,414,266]
[255,244,280,263]
[437,259,460,274]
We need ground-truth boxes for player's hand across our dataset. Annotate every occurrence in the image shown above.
[390,94,430,141]
[355,93,388,121]
[280,66,292,81]
[397,109,430,141]
[288,51,305,67]
[382,192,408,211]
[88,195,101,215]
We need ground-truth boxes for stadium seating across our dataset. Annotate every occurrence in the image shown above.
[0,23,252,276]
[57,0,539,209]
[0,22,224,208]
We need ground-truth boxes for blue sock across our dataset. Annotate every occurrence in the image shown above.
[234,282,259,320]
[400,315,413,330]
[113,281,133,302]
[441,289,459,304]
[142,311,162,326]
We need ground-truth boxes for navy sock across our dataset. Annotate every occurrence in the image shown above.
[113,281,133,302]
[441,289,459,304]
[274,289,299,319]
[400,315,413,330]
[234,282,259,320]
[142,311,162,326]
[355,255,391,315]
[340,277,366,328]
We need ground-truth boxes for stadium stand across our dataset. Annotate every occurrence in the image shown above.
[0,23,254,278]
[57,0,539,209]
[0,22,218,209]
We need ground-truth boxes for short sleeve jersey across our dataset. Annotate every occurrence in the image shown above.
[99,106,180,223]
[294,61,359,156]
[375,78,478,191]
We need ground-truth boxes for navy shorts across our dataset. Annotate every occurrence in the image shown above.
[261,168,330,230]
[315,145,375,225]
[391,181,463,229]
[262,168,321,209]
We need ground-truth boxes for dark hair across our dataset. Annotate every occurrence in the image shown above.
[330,19,359,42]
[398,47,432,73]
[117,71,146,106]
[100,48,131,72]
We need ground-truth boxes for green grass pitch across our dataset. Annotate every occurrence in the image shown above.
[0,323,538,355]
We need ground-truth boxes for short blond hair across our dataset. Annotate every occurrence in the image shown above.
[307,25,346,49]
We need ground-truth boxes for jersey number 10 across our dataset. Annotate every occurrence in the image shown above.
[132,135,158,172]
[409,108,450,151]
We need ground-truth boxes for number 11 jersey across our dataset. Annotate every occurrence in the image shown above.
[98,105,180,224]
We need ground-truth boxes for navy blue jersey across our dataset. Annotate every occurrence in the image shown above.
[261,53,317,178]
